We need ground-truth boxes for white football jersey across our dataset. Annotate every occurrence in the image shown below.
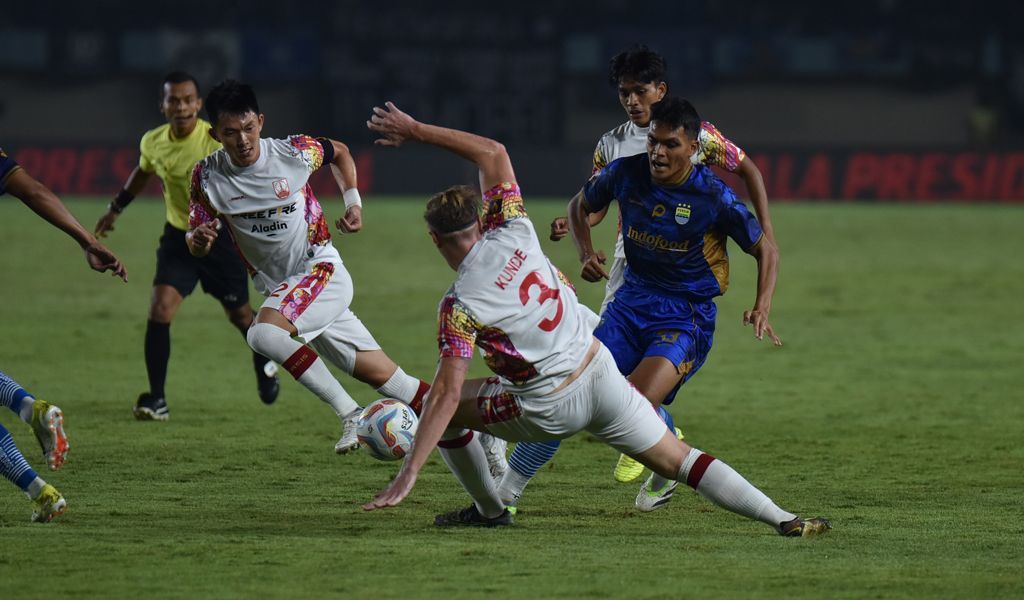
[593,122,649,259]
[593,120,748,259]
[438,182,598,397]
[189,135,338,293]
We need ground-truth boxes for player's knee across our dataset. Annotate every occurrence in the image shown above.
[353,352,397,387]
[438,428,474,447]
[150,286,183,322]
[148,303,175,323]
[246,322,287,356]
[225,305,254,331]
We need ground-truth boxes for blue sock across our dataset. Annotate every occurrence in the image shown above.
[499,439,562,505]
[0,369,33,420]
[0,422,37,492]
[658,405,675,432]
[508,440,561,479]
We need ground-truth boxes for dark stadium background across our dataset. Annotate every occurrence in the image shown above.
[2,0,1022,200]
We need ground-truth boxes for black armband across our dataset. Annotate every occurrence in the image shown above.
[112,189,135,212]
[316,137,335,167]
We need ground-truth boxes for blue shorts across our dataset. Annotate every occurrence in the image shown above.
[594,283,716,405]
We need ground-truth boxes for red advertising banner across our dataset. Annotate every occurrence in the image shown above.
[4,145,374,198]
[5,144,1023,201]
[742,151,1024,202]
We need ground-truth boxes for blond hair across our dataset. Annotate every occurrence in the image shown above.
[424,185,480,234]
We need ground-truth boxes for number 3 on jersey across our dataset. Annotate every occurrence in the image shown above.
[519,271,564,332]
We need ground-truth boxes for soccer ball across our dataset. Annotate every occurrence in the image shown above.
[357,398,418,461]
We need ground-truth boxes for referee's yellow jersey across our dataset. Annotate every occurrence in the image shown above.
[139,119,221,231]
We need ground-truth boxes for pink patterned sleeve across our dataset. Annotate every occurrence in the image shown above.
[480,182,528,233]
[301,184,331,247]
[552,264,577,295]
[592,140,607,174]
[188,163,218,229]
[696,121,746,173]
[437,294,479,359]
[288,135,325,174]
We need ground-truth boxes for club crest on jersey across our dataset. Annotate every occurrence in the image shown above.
[675,204,691,225]
[272,179,290,199]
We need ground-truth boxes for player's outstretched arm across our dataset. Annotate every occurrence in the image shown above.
[567,191,608,282]
[736,158,775,245]
[363,356,471,511]
[7,168,128,281]
[95,166,154,238]
[324,139,363,234]
[743,237,782,346]
[367,101,515,191]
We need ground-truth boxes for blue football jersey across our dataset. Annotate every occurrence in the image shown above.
[582,154,763,302]
[0,147,22,195]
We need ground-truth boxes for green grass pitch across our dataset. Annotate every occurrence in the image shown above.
[1,197,1022,598]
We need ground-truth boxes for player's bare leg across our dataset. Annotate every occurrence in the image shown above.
[350,350,400,388]
[612,356,685,482]
[224,303,279,404]
[149,284,185,325]
[629,429,830,536]
[350,349,431,415]
[134,284,184,421]
[627,357,683,410]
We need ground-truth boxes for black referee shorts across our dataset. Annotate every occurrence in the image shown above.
[153,221,250,309]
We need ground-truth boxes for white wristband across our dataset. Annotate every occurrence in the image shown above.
[343,188,362,210]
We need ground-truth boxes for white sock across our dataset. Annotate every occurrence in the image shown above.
[679,447,796,529]
[247,323,359,417]
[25,476,46,500]
[18,396,35,423]
[438,428,505,518]
[375,367,428,414]
[497,466,532,506]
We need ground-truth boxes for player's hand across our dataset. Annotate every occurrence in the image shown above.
[95,209,119,238]
[743,309,782,346]
[362,469,418,511]
[549,216,569,241]
[190,220,221,253]
[367,101,417,147]
[580,250,609,282]
[84,241,128,282]
[336,205,363,234]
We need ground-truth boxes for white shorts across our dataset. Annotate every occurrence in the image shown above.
[475,344,664,456]
[260,259,380,373]
[599,255,626,316]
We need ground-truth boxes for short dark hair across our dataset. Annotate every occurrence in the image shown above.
[608,45,666,87]
[205,79,261,126]
[650,96,701,140]
[424,186,480,234]
[161,71,200,97]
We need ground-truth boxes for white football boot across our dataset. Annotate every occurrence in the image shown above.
[335,407,363,454]
[477,432,508,482]
[635,473,680,512]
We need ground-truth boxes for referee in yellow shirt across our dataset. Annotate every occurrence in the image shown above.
[96,72,278,420]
